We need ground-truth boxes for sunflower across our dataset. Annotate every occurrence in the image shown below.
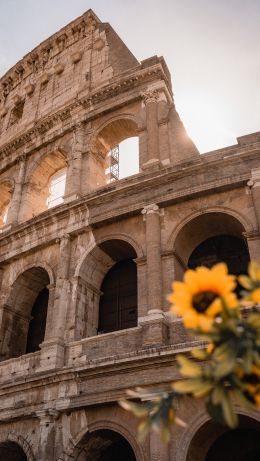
[239,261,260,303]
[168,263,238,332]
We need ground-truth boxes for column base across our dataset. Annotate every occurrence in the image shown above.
[63,192,82,203]
[39,338,65,370]
[139,310,168,347]
[141,158,162,171]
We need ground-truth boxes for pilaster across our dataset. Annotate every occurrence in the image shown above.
[142,204,163,313]
[36,409,60,461]
[40,234,71,369]
[6,155,27,225]
[64,123,85,202]
[141,89,161,170]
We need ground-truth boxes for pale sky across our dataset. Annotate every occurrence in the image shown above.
[0,0,259,156]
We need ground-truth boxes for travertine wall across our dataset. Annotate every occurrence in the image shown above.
[0,8,260,461]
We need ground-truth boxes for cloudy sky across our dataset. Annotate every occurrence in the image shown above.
[0,0,259,154]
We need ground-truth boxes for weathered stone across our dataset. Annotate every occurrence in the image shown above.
[0,8,259,461]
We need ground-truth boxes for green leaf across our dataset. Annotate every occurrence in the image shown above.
[214,355,236,379]
[173,379,211,395]
[191,348,208,360]
[119,400,148,417]
[192,381,213,398]
[206,399,226,426]
[221,393,238,428]
[242,350,253,374]
[177,355,203,377]
[213,341,234,361]
[238,275,253,290]
[211,386,225,405]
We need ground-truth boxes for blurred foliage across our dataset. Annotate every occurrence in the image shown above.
[119,262,260,439]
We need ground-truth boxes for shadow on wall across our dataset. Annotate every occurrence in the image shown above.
[1,267,50,361]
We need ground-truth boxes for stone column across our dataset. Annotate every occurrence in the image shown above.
[64,123,85,201]
[36,409,59,461]
[140,204,168,346]
[141,89,161,169]
[53,234,71,338]
[142,204,163,313]
[245,172,260,261]
[43,283,56,342]
[6,155,26,225]
[135,257,147,317]
[40,235,71,369]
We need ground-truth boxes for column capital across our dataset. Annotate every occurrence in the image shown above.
[60,233,71,250]
[141,88,160,105]
[56,233,71,247]
[142,203,160,215]
[243,230,260,240]
[36,409,60,422]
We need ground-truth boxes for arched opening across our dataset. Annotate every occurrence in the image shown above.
[1,267,50,360]
[98,240,137,334]
[98,259,137,333]
[0,180,13,227]
[186,415,260,461]
[20,151,67,221]
[188,235,249,275]
[76,239,138,338]
[106,137,139,181]
[47,167,66,208]
[26,286,49,353]
[94,118,139,185]
[74,429,136,461]
[174,212,250,280]
[0,441,27,461]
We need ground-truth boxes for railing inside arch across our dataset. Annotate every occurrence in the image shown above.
[109,145,119,181]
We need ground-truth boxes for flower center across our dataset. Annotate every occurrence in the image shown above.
[192,291,218,313]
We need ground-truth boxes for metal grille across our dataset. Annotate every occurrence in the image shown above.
[109,145,119,181]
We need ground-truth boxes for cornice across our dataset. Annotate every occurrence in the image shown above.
[0,9,100,100]
[0,159,251,264]
[0,63,169,166]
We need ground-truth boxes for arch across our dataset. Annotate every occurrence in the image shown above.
[64,420,144,461]
[75,233,143,278]
[1,266,51,360]
[25,148,68,179]
[5,434,35,461]
[92,115,139,182]
[20,149,67,221]
[7,261,55,289]
[169,209,250,280]
[168,207,253,250]
[176,407,260,461]
[73,238,138,339]
[95,113,139,141]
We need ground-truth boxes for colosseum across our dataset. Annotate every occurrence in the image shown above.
[0,8,259,461]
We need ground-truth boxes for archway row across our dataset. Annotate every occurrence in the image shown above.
[0,117,140,226]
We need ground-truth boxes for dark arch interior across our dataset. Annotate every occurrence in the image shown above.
[76,429,136,461]
[98,239,137,334]
[2,267,50,360]
[188,235,250,275]
[98,259,137,333]
[0,441,27,461]
[26,286,49,353]
[186,416,260,461]
[205,427,260,461]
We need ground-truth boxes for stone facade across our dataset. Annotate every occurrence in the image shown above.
[0,8,260,461]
